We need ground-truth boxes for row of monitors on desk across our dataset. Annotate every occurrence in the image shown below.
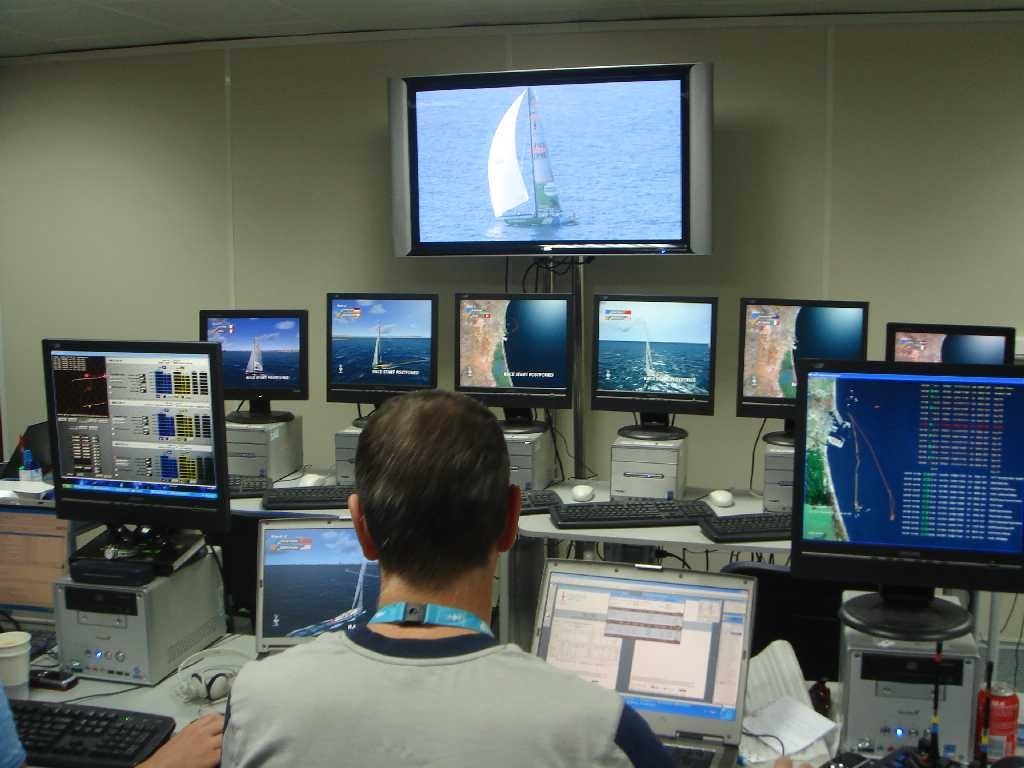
[199,296,1018,423]
[34,338,1024,612]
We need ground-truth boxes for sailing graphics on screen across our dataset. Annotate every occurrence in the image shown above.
[206,316,302,391]
[329,298,433,389]
[458,298,569,390]
[596,301,712,395]
[415,80,683,243]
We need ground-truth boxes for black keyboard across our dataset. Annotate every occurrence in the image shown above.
[11,699,175,768]
[228,474,272,499]
[261,485,354,510]
[665,745,716,768]
[520,489,563,516]
[550,499,712,529]
[698,511,792,542]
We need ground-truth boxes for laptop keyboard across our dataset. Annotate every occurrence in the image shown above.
[665,745,716,768]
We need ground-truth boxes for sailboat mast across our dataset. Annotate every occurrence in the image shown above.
[526,87,538,218]
[372,324,382,369]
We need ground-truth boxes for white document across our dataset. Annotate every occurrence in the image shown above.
[743,696,837,756]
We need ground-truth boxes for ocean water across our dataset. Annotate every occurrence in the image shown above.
[503,300,569,389]
[261,562,381,637]
[793,307,865,361]
[416,81,683,243]
[597,340,710,394]
[222,350,301,391]
[330,337,433,388]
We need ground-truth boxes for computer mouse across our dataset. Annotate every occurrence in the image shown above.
[0,490,16,503]
[708,489,734,508]
[571,484,595,502]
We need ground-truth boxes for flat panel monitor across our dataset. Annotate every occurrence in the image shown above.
[592,295,717,439]
[390,63,712,257]
[200,309,308,424]
[885,322,1015,365]
[792,360,1024,635]
[42,339,230,533]
[736,299,869,436]
[326,293,438,406]
[455,293,573,419]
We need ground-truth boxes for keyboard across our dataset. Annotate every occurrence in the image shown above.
[665,745,716,768]
[698,511,792,542]
[261,485,354,510]
[30,629,57,660]
[550,499,712,529]
[228,474,272,499]
[520,489,564,516]
[10,699,175,768]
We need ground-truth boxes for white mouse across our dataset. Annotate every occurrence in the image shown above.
[571,484,595,502]
[708,489,734,508]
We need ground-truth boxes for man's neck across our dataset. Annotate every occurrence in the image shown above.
[367,564,495,640]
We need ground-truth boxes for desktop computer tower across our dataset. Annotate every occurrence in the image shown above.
[335,426,362,485]
[505,431,553,492]
[610,436,686,501]
[763,444,794,513]
[54,554,226,685]
[227,418,303,481]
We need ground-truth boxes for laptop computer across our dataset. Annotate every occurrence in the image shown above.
[256,518,380,653]
[532,560,757,768]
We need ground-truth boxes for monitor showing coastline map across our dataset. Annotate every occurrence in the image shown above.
[456,295,571,402]
[800,367,1024,557]
[885,323,1015,365]
[737,299,868,418]
[592,296,716,414]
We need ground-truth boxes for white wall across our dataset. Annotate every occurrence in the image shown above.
[1,14,1023,634]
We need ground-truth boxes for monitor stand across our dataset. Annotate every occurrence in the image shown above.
[762,418,795,447]
[617,413,687,441]
[499,408,547,435]
[839,585,973,642]
[226,396,294,424]
[69,526,207,586]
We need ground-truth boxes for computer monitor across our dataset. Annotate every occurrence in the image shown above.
[455,293,573,431]
[42,339,230,534]
[592,295,717,440]
[792,360,1024,639]
[736,298,869,444]
[326,293,439,415]
[885,322,1015,364]
[200,309,309,424]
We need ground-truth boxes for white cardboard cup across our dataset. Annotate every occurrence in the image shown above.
[0,631,31,700]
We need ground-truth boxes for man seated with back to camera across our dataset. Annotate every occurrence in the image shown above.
[221,390,801,767]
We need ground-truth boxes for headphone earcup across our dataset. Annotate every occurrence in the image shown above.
[188,673,207,699]
[205,672,232,701]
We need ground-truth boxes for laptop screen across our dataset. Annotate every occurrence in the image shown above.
[535,569,751,723]
[259,523,380,646]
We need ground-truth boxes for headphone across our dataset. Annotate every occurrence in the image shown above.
[174,647,250,703]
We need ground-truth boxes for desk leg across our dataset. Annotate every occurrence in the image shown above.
[498,536,546,649]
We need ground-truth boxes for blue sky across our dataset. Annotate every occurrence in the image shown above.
[206,316,301,352]
[598,300,713,345]
[263,528,370,566]
[331,298,433,339]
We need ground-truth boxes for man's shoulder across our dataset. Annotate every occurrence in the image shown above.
[236,634,349,689]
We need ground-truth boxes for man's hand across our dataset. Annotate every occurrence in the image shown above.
[139,713,224,768]
[774,758,814,768]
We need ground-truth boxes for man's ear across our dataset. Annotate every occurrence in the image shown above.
[349,495,381,561]
[496,484,521,554]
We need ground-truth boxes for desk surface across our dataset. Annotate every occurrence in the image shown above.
[517,483,791,555]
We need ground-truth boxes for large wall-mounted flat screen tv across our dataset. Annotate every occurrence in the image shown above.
[390,63,712,258]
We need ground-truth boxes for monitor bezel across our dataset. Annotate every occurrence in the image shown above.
[199,309,310,401]
[790,358,1024,592]
[590,294,718,416]
[325,293,439,406]
[42,338,231,533]
[391,62,712,258]
[454,292,575,410]
[735,298,870,420]
[884,322,1016,364]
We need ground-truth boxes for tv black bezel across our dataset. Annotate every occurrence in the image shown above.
[590,294,717,416]
[400,63,697,257]
[454,292,575,410]
[42,338,231,533]
[791,358,1024,592]
[199,309,310,402]
[325,293,439,406]
[735,298,870,420]
[884,321,1016,364]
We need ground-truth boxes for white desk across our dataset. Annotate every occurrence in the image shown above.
[28,635,256,731]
